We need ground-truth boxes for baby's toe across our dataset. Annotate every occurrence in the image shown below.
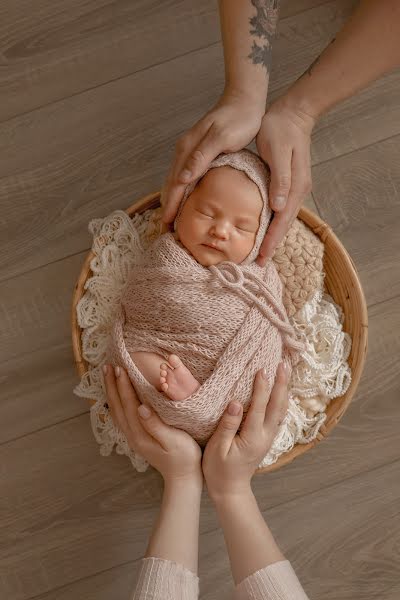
[161,382,169,392]
[168,354,182,369]
[160,375,166,384]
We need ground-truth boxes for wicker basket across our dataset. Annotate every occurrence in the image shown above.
[71,192,368,474]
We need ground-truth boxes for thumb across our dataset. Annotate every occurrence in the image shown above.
[178,124,224,185]
[267,148,292,212]
[138,404,172,445]
[214,401,243,455]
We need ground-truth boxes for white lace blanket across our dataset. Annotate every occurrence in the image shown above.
[73,210,352,472]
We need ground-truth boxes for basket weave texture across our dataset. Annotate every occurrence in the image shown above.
[71,193,368,473]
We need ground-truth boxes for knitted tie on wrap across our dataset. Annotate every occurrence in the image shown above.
[106,148,307,446]
[209,262,304,354]
[107,232,305,447]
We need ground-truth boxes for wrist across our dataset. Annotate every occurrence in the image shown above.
[279,78,327,122]
[164,473,203,495]
[221,85,267,116]
[268,91,318,135]
[209,484,254,508]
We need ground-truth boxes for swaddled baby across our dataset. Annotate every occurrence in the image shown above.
[107,149,304,445]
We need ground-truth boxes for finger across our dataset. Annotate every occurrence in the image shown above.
[103,364,131,439]
[264,363,289,434]
[116,366,168,450]
[256,191,300,265]
[239,369,272,442]
[257,146,311,265]
[104,365,155,455]
[267,147,292,212]
[115,365,143,429]
[137,399,183,452]
[213,401,244,458]
[160,167,188,224]
[161,118,213,224]
[179,122,226,184]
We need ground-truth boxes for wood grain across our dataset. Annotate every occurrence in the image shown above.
[0,0,359,283]
[0,294,398,599]
[0,0,333,122]
[311,134,400,306]
[1,0,399,598]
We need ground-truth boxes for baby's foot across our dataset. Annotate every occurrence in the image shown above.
[160,354,200,401]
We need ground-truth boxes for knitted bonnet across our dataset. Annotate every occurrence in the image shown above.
[173,148,272,265]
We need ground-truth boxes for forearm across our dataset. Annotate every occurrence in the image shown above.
[218,0,280,108]
[212,486,286,586]
[144,477,202,575]
[283,0,400,119]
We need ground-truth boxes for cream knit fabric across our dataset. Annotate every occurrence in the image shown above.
[106,149,306,446]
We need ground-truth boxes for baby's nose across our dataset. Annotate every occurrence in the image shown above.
[211,222,230,239]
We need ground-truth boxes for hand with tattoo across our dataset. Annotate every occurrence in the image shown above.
[160,0,281,227]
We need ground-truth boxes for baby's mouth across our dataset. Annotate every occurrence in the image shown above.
[202,243,222,252]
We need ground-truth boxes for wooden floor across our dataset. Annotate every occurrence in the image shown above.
[1,1,399,598]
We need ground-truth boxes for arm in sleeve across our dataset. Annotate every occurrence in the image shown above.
[233,559,310,600]
[131,557,199,600]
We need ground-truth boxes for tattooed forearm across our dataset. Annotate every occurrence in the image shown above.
[248,0,280,74]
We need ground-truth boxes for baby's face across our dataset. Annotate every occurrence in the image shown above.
[175,166,263,266]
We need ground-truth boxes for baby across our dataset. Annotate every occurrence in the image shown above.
[107,147,302,446]
[130,161,264,401]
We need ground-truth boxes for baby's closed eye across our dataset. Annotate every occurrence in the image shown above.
[196,209,214,218]
[236,224,256,233]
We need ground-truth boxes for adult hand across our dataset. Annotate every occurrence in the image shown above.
[202,363,289,501]
[160,90,266,225]
[255,98,317,267]
[103,364,203,485]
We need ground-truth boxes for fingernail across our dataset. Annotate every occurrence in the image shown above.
[274,196,286,210]
[102,364,108,375]
[261,367,268,380]
[138,404,151,419]
[228,402,241,416]
[115,366,121,378]
[180,169,192,182]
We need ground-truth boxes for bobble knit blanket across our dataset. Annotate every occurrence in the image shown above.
[106,231,305,446]
[74,210,352,472]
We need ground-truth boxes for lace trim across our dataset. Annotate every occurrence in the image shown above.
[74,210,352,472]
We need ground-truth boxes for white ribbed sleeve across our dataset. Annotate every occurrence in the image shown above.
[131,557,310,600]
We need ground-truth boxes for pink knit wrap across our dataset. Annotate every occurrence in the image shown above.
[107,149,305,446]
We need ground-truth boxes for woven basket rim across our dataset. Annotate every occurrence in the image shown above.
[71,192,368,474]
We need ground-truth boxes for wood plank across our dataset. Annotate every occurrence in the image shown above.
[0,344,87,445]
[199,460,400,599]
[0,192,345,446]
[310,68,400,165]
[0,1,358,282]
[311,134,400,307]
[0,251,87,363]
[0,294,399,599]
[3,450,399,599]
[0,0,333,122]
[32,562,139,600]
